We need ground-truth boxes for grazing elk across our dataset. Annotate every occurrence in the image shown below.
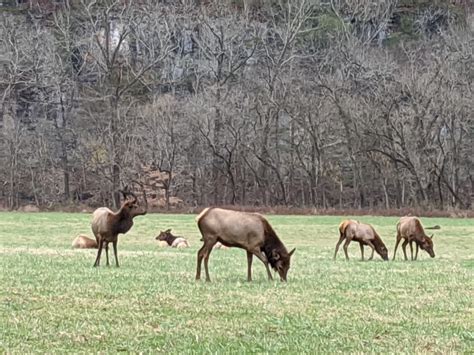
[91,188,147,267]
[338,219,359,240]
[334,220,389,261]
[393,216,438,260]
[195,207,295,282]
[334,219,358,259]
[72,234,98,249]
[155,229,190,248]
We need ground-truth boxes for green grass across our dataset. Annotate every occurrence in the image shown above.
[0,212,473,353]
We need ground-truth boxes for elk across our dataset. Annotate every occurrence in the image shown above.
[393,216,437,260]
[334,220,389,261]
[72,234,98,249]
[91,188,147,267]
[213,241,229,250]
[155,229,190,248]
[338,219,359,240]
[334,219,358,259]
[195,207,295,282]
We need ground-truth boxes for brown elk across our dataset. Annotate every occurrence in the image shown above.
[338,219,359,240]
[213,241,229,250]
[155,229,190,248]
[195,207,295,282]
[393,216,437,260]
[91,188,147,267]
[334,220,389,261]
[72,234,98,249]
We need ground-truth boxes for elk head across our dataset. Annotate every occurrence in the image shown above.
[272,248,296,282]
[419,234,435,258]
[156,229,172,241]
[375,242,389,261]
[119,186,147,218]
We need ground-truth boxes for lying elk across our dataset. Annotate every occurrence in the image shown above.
[91,188,147,267]
[155,229,190,248]
[334,220,389,261]
[195,207,295,282]
[72,234,98,249]
[393,216,439,261]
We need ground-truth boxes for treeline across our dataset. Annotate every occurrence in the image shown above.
[0,0,472,211]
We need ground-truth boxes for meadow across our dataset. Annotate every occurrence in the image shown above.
[0,212,472,353]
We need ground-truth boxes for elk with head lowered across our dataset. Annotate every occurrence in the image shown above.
[91,188,147,267]
[334,219,389,261]
[195,207,295,282]
[393,216,438,260]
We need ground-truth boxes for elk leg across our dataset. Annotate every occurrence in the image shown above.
[409,241,414,261]
[402,239,409,261]
[343,238,352,260]
[246,251,253,282]
[112,240,119,267]
[93,239,104,267]
[393,234,402,261]
[196,245,206,280]
[366,240,375,260]
[334,236,345,260]
[203,244,214,282]
[414,243,419,260]
[253,251,273,280]
[105,242,110,266]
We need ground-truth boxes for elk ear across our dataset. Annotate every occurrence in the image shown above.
[165,228,171,233]
[272,250,280,260]
[119,190,127,200]
[289,248,296,257]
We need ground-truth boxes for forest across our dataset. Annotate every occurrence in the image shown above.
[0,0,472,211]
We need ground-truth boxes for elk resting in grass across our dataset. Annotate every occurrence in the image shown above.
[91,188,147,267]
[334,220,389,261]
[213,241,229,250]
[195,207,295,282]
[393,216,437,260]
[72,234,98,249]
[155,229,190,248]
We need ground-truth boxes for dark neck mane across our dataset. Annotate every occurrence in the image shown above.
[370,230,385,252]
[261,233,287,270]
[113,204,130,219]
[111,206,133,234]
[372,237,385,252]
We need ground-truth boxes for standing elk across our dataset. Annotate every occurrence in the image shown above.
[155,229,190,248]
[195,207,295,282]
[334,220,389,261]
[393,216,438,260]
[91,188,147,267]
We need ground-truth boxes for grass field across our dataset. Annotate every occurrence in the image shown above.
[0,212,472,353]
